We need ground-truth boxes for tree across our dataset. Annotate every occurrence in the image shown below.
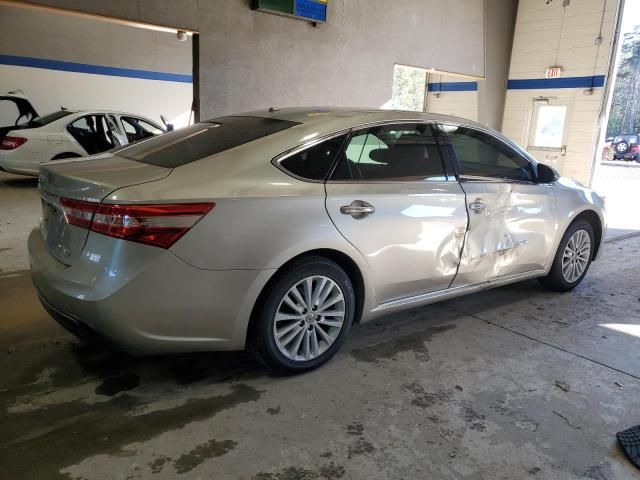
[607,25,640,136]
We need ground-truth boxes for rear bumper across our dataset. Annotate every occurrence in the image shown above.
[29,227,274,354]
[0,155,40,176]
[613,153,639,160]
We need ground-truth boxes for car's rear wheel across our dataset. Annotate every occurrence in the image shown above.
[539,219,594,292]
[250,256,355,374]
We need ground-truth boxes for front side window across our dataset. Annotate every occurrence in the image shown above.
[278,134,347,180]
[331,123,447,181]
[444,125,534,181]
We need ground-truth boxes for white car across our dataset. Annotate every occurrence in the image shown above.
[0,91,167,176]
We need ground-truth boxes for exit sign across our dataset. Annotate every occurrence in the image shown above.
[545,67,563,78]
[252,0,328,23]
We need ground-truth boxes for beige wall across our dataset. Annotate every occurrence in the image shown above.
[501,0,619,185]
[16,0,488,119]
[426,75,479,122]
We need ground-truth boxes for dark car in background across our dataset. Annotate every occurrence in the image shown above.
[612,134,640,161]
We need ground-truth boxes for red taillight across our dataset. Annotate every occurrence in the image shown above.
[1,136,28,150]
[59,198,214,249]
[60,198,99,229]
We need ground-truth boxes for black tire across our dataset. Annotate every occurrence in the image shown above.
[250,256,355,375]
[51,152,82,161]
[539,219,595,292]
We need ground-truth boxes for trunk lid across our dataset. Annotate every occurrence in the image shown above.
[38,153,171,266]
[0,91,39,128]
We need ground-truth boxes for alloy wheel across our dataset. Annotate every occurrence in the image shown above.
[561,229,591,283]
[273,275,345,362]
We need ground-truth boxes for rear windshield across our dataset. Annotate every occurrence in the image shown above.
[614,135,638,144]
[116,116,299,167]
[28,110,74,127]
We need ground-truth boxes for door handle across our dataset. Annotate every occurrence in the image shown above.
[468,199,487,214]
[340,201,375,219]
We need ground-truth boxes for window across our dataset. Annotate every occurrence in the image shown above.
[121,116,163,143]
[444,125,534,181]
[278,134,347,180]
[614,135,638,144]
[532,105,567,148]
[117,116,299,168]
[67,114,115,155]
[27,110,73,127]
[331,123,447,182]
[390,65,427,112]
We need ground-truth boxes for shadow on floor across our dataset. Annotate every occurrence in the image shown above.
[0,174,38,188]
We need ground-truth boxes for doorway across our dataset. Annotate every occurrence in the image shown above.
[525,96,572,171]
[592,0,640,238]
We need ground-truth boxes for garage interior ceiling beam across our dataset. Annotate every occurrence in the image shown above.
[0,0,199,34]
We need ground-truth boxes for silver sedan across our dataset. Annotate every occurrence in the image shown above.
[29,108,606,373]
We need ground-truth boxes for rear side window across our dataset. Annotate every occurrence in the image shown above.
[28,110,73,127]
[116,116,299,167]
[278,134,348,180]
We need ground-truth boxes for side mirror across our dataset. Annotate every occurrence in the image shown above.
[536,163,558,183]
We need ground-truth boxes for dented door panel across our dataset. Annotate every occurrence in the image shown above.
[326,181,468,304]
[451,181,557,287]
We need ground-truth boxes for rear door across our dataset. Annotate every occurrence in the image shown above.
[438,124,558,286]
[106,114,127,146]
[325,122,468,305]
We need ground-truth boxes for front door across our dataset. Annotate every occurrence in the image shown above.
[325,122,468,305]
[439,124,558,286]
[526,96,572,172]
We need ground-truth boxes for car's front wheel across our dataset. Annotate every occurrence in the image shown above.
[539,219,595,292]
[250,256,355,374]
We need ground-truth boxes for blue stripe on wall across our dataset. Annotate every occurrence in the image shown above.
[0,54,192,83]
[427,81,478,92]
[507,75,605,90]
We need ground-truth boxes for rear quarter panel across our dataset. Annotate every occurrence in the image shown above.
[104,133,378,321]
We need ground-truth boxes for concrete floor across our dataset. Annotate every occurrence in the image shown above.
[1,171,640,479]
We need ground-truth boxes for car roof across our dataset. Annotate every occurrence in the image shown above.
[38,109,161,125]
[62,109,157,118]
[234,107,486,134]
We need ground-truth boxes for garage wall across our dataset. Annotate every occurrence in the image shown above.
[478,0,518,129]
[426,75,479,121]
[501,0,618,185]
[16,0,489,119]
[0,5,193,126]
